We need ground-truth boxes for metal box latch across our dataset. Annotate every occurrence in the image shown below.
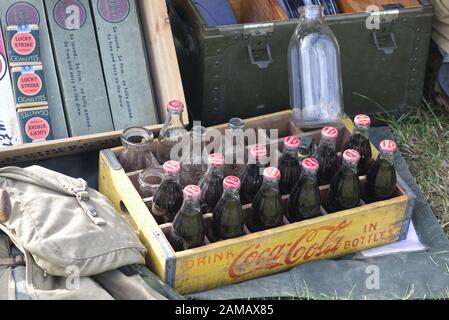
[243,23,274,69]
[370,9,399,55]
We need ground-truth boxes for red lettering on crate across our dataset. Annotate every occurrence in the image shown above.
[228,220,352,279]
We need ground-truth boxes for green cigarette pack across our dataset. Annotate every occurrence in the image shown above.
[44,0,114,136]
[91,0,158,129]
[0,0,68,139]
[11,64,47,108]
[6,24,40,66]
[17,105,54,143]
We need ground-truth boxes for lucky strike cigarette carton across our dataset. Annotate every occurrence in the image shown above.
[17,105,54,143]
[6,24,40,66]
[11,64,47,108]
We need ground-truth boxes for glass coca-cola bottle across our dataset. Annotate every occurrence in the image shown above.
[278,136,301,195]
[251,167,284,232]
[171,185,205,251]
[327,149,361,213]
[151,160,184,223]
[198,153,225,214]
[224,118,246,177]
[365,140,397,202]
[239,145,268,205]
[210,176,245,241]
[287,158,322,222]
[181,125,208,187]
[119,127,158,172]
[343,114,372,175]
[313,126,339,185]
[157,100,188,164]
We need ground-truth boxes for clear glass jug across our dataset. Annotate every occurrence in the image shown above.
[288,5,344,128]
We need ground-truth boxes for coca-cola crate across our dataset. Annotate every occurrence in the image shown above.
[98,110,416,295]
[0,0,188,165]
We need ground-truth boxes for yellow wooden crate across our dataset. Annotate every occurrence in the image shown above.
[99,110,415,295]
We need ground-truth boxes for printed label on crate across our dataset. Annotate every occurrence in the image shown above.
[17,107,53,143]
[0,23,22,146]
[175,205,406,293]
[12,65,47,107]
[7,24,40,64]
[53,0,87,30]
[6,2,40,25]
[97,0,130,23]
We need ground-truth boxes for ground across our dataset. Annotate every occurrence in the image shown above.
[382,100,449,235]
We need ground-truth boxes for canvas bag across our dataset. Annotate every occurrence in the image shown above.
[0,165,146,277]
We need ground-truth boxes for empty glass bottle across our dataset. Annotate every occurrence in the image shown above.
[224,117,246,177]
[210,176,245,241]
[365,140,397,202]
[181,125,208,187]
[288,5,344,128]
[251,167,284,232]
[151,160,184,223]
[119,127,157,172]
[198,153,225,214]
[171,185,205,251]
[327,149,361,213]
[343,115,372,175]
[278,136,301,195]
[313,126,339,185]
[239,145,268,205]
[157,100,188,164]
[287,158,322,222]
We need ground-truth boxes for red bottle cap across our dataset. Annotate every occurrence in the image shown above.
[343,149,361,163]
[208,153,225,167]
[321,127,339,139]
[284,136,300,149]
[223,176,241,190]
[354,114,371,128]
[250,145,268,159]
[380,140,397,153]
[263,167,281,181]
[183,185,202,199]
[302,158,319,172]
[163,160,181,174]
[167,100,184,112]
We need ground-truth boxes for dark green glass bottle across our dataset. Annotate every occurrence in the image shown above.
[343,115,372,175]
[251,167,284,232]
[198,153,225,214]
[211,176,245,241]
[278,136,301,195]
[239,145,268,205]
[327,149,361,213]
[171,185,205,251]
[313,127,338,185]
[287,158,322,222]
[365,140,397,202]
[151,160,183,224]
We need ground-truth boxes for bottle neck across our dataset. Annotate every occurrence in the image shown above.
[319,136,337,150]
[283,146,299,158]
[299,6,324,24]
[378,151,395,165]
[166,109,184,128]
[163,172,180,183]
[301,169,318,182]
[353,125,369,138]
[222,187,240,199]
[262,178,280,191]
[180,197,201,214]
[341,159,358,174]
[205,165,224,177]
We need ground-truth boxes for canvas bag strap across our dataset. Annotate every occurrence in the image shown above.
[0,166,106,225]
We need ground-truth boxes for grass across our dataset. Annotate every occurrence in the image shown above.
[380,100,449,235]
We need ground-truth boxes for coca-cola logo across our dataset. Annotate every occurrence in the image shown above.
[228,220,352,279]
[0,53,6,81]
